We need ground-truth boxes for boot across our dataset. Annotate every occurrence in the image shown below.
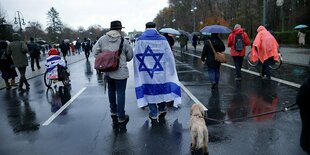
[10,79,17,86]
[5,81,11,90]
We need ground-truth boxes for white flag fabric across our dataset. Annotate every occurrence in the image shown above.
[133,29,182,108]
[45,55,66,79]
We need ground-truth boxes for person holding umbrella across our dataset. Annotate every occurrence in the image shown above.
[298,30,306,47]
[200,25,230,90]
[201,33,225,90]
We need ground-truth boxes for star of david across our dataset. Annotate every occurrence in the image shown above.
[136,45,164,78]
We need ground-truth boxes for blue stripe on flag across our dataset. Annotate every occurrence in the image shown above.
[135,82,181,99]
[47,56,61,62]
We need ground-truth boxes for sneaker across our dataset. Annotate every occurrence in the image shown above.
[148,115,157,121]
[32,68,35,71]
[118,115,129,124]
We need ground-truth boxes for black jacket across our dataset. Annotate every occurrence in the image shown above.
[201,36,225,68]
[296,76,310,154]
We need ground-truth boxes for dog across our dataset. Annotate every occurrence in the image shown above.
[190,104,209,155]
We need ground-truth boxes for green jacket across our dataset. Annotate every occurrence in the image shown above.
[7,41,28,67]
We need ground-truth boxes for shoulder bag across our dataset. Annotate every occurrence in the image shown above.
[94,37,124,72]
[208,40,227,63]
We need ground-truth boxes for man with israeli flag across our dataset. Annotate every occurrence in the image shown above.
[133,22,182,121]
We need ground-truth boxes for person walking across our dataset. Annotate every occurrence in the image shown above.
[163,33,175,50]
[82,38,91,60]
[250,25,279,80]
[75,39,82,55]
[0,40,18,89]
[192,34,198,51]
[92,20,133,126]
[70,43,75,55]
[298,30,306,47]
[179,34,187,54]
[59,40,69,62]
[7,33,30,92]
[133,22,182,123]
[201,33,226,90]
[227,24,251,81]
[27,37,41,71]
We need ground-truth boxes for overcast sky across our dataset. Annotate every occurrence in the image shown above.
[1,0,169,32]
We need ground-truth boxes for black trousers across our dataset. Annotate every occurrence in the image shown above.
[17,67,29,89]
[30,56,40,69]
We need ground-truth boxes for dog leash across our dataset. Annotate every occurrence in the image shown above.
[205,102,299,124]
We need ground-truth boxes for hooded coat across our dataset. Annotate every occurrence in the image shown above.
[227,28,251,57]
[93,30,133,80]
[250,26,279,63]
[7,34,29,68]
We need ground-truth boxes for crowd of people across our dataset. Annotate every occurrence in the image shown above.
[0,20,308,153]
[0,33,95,92]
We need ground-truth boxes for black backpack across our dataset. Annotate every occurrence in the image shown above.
[235,34,244,52]
[27,42,40,57]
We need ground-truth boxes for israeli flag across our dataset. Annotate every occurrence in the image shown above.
[133,29,181,108]
[46,55,66,72]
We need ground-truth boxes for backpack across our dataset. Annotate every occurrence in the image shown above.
[28,42,40,57]
[235,34,244,52]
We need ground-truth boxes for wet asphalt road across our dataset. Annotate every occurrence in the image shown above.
[0,47,309,155]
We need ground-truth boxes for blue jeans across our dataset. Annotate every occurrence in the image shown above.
[233,56,243,78]
[208,67,220,84]
[148,102,167,118]
[106,76,127,120]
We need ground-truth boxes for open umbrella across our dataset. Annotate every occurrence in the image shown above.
[294,24,308,29]
[159,28,180,35]
[178,29,190,37]
[200,25,232,34]
[191,32,201,36]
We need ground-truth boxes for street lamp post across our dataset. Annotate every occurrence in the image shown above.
[276,0,284,32]
[191,1,197,32]
[14,11,26,34]
[172,12,176,29]
[263,0,268,25]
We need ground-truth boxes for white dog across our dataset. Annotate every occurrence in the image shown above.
[190,104,209,154]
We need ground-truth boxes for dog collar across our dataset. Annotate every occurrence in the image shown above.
[192,114,204,118]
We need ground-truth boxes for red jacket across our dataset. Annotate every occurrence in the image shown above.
[227,28,251,56]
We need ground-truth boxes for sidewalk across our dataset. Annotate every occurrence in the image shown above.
[0,53,88,90]
[181,41,310,66]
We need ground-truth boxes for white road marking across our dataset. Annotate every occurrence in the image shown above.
[42,87,87,126]
[183,51,301,88]
[180,82,208,111]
